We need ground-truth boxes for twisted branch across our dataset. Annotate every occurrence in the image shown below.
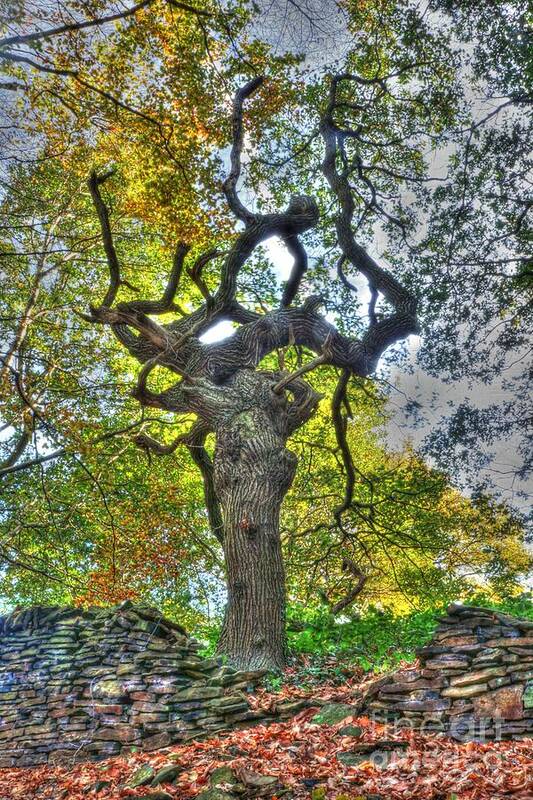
[88,170,121,308]
[222,76,263,224]
[321,73,419,371]
[82,74,420,559]
[330,557,367,615]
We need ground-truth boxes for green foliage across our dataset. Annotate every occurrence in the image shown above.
[287,602,438,672]
[466,592,533,621]
[0,0,530,640]
[285,592,533,673]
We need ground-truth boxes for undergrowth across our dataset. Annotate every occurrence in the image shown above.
[197,592,533,684]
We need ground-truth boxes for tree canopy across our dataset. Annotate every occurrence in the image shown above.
[0,0,530,661]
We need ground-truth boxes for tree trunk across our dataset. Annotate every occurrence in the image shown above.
[213,401,298,671]
[182,369,319,671]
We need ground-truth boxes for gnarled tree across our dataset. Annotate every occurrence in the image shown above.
[86,74,418,670]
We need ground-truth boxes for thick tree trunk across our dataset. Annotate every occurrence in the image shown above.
[181,369,319,671]
[213,401,297,671]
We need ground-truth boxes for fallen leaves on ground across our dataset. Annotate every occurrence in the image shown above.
[0,679,531,800]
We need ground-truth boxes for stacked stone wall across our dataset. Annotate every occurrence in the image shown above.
[0,602,266,768]
[364,604,533,739]
[2,602,532,768]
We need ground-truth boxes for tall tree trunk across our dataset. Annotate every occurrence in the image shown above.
[213,402,297,671]
[181,369,319,671]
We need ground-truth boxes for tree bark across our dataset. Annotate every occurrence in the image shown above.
[212,385,299,671]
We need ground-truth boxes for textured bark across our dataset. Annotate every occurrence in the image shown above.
[214,426,293,671]
[210,371,316,670]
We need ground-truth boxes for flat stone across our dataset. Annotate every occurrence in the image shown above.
[230,669,266,683]
[447,604,493,617]
[239,771,277,789]
[116,663,138,676]
[424,658,469,670]
[93,704,123,715]
[276,699,309,715]
[484,637,533,648]
[126,764,155,788]
[445,636,481,646]
[449,667,506,687]
[171,686,223,701]
[196,791,235,800]
[130,691,156,702]
[93,725,139,742]
[142,732,172,751]
[507,647,533,656]
[208,695,245,708]
[337,724,363,737]
[92,679,128,700]
[210,766,239,787]
[473,685,525,720]
[473,647,505,662]
[133,702,169,713]
[218,702,250,715]
[380,679,445,694]
[391,699,450,712]
[442,684,488,699]
[416,646,448,658]
[151,764,181,786]
[488,676,511,690]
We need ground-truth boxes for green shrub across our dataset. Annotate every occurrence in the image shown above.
[286,592,533,673]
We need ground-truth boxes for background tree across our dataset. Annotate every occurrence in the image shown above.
[0,0,530,669]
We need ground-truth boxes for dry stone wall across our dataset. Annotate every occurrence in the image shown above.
[364,604,533,739]
[0,602,268,768]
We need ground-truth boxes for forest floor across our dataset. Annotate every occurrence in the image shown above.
[0,676,531,800]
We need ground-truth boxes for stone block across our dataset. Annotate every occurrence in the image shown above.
[473,685,525,720]
[142,731,172,751]
[93,724,140,742]
[449,666,506,687]
[441,683,488,699]
[170,686,223,701]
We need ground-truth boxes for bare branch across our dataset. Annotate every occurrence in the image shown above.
[368,285,378,326]
[134,418,209,455]
[222,76,263,224]
[0,50,171,133]
[320,73,419,371]
[0,429,31,471]
[87,170,121,308]
[114,242,190,315]
[215,194,319,311]
[187,247,223,303]
[131,356,189,410]
[331,368,355,522]
[0,80,23,90]
[282,374,323,435]
[330,557,367,615]
[281,234,308,307]
[0,420,147,479]
[186,427,224,544]
[272,332,332,393]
